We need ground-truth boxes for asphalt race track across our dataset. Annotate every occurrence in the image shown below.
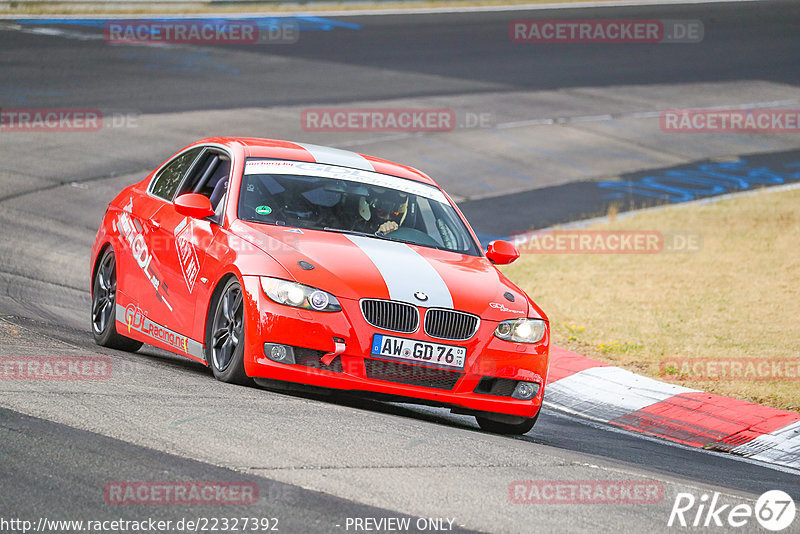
[1,1,799,533]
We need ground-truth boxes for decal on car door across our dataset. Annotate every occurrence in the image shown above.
[175,218,200,293]
[113,202,173,312]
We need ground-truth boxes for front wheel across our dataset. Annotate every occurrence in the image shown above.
[91,248,143,352]
[476,410,540,435]
[206,277,252,385]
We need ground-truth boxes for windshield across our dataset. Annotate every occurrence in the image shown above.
[238,159,481,256]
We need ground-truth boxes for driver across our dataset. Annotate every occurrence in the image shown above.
[357,191,409,235]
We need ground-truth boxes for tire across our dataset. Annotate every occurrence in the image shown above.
[476,410,540,436]
[91,248,143,352]
[206,277,252,385]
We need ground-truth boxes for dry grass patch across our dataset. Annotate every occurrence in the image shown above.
[501,187,800,412]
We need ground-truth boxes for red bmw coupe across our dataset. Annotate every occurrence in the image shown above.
[90,138,549,434]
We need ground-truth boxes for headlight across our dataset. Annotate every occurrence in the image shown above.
[494,319,546,343]
[260,277,341,312]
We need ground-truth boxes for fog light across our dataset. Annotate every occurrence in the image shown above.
[512,381,539,400]
[264,343,295,364]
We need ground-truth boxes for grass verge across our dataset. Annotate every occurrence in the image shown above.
[501,186,800,412]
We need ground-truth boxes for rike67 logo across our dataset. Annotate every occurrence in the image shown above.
[669,490,795,531]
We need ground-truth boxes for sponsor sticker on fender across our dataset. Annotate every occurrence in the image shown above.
[489,302,526,314]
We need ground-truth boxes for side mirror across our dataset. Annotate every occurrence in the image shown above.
[174,193,215,219]
[486,240,520,265]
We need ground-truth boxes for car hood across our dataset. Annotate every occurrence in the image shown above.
[233,221,544,321]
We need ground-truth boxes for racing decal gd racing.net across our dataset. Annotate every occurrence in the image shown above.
[119,303,204,360]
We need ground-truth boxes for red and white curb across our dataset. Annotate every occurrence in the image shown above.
[545,346,800,469]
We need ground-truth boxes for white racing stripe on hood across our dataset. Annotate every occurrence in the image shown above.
[296,142,375,171]
[346,235,453,309]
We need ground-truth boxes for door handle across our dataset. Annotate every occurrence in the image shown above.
[146,218,161,230]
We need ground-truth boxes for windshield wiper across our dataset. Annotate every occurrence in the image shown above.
[324,227,452,253]
[323,227,375,238]
[380,233,451,252]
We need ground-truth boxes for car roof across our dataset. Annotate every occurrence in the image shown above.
[194,137,438,187]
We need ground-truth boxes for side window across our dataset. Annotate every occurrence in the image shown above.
[150,147,202,200]
[175,150,232,222]
[177,152,230,198]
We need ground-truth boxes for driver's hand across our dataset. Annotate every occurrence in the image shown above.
[377,221,399,235]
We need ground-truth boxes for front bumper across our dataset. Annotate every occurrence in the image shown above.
[240,276,549,418]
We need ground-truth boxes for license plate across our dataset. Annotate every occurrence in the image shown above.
[370,334,467,371]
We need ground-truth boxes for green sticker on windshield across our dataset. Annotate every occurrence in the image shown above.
[255,205,272,216]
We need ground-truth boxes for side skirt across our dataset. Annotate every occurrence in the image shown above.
[114,302,206,365]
